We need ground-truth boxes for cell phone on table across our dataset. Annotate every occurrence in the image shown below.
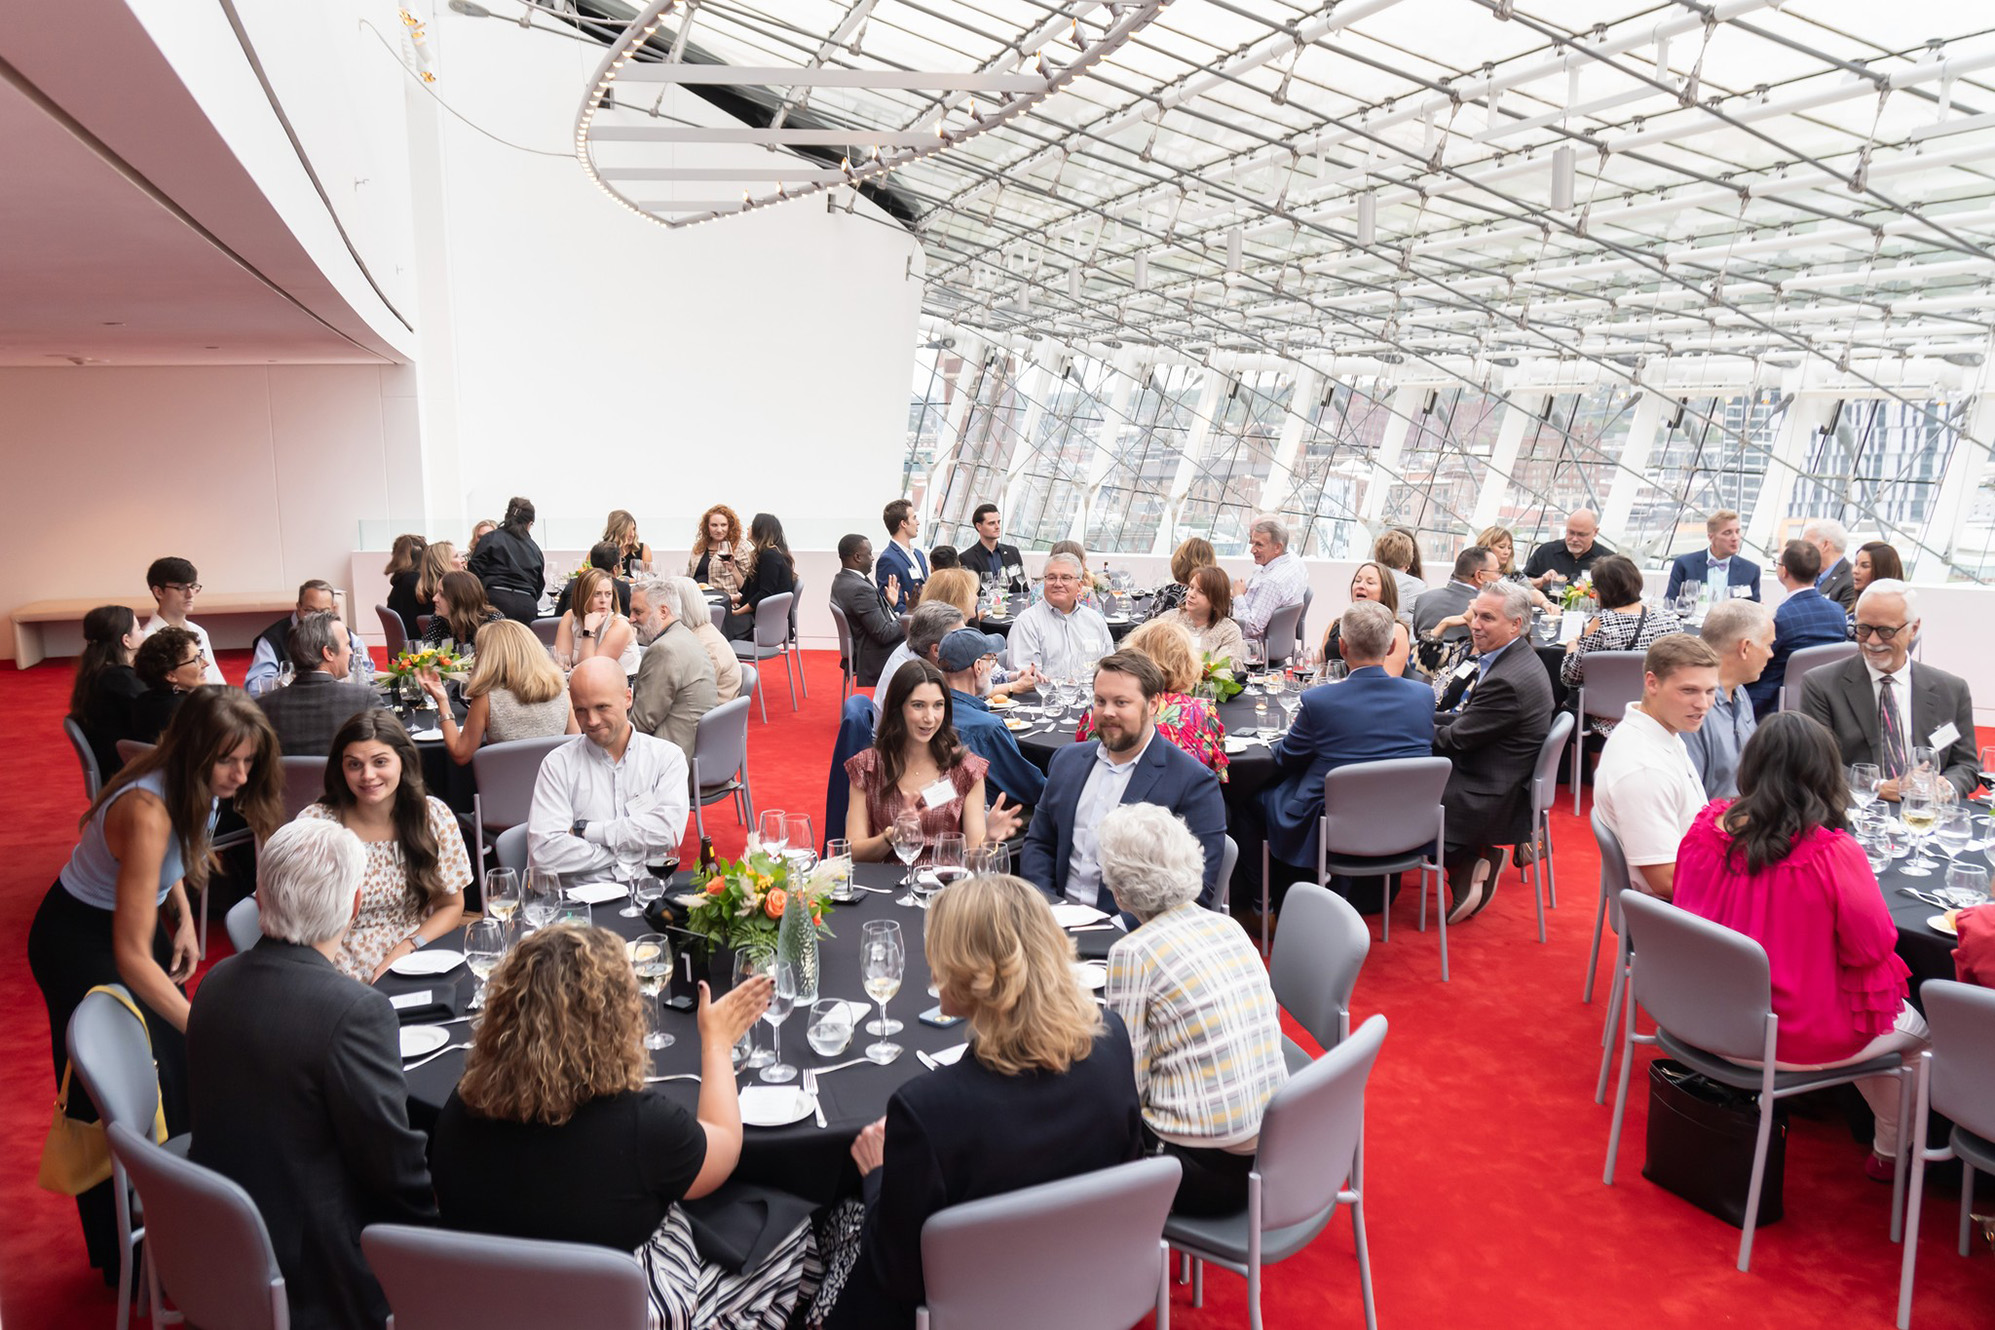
[917,1005,962,1028]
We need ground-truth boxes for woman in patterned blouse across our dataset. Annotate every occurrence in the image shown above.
[1561,554,1688,736]
[845,661,1021,864]
[1080,618,1228,779]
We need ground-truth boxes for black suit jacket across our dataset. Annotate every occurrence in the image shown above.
[1799,656,1978,798]
[256,671,397,757]
[1020,733,1227,910]
[1818,558,1857,612]
[1432,637,1555,849]
[830,568,903,686]
[189,941,435,1330]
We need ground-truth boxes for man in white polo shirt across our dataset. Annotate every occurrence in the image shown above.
[1592,635,1722,900]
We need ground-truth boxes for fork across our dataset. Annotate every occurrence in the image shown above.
[644,1073,702,1084]
[803,1070,828,1129]
[403,1042,470,1071]
[811,1055,874,1076]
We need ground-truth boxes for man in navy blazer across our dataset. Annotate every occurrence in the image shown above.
[875,498,929,612]
[1262,602,1436,868]
[1747,539,1848,718]
[1021,650,1226,911]
[1664,509,1761,603]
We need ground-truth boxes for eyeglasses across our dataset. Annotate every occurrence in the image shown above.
[176,654,206,669]
[161,582,202,594]
[1853,622,1909,642]
[1043,574,1081,584]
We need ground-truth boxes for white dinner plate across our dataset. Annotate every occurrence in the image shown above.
[1003,717,1032,732]
[739,1086,815,1128]
[1104,616,1130,625]
[1929,911,1960,937]
[565,882,628,905]
[399,1025,450,1059]
[406,729,444,742]
[1049,903,1108,928]
[1072,961,1107,991]
[388,949,465,977]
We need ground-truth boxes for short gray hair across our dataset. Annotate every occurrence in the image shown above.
[1249,517,1289,549]
[1803,517,1847,553]
[630,575,677,621]
[1339,599,1396,661]
[257,818,365,946]
[1477,580,1532,626]
[1096,803,1206,921]
[287,610,343,673]
[1700,598,1772,652]
[667,576,708,626]
[1043,551,1084,579]
[906,601,966,656]
[1857,577,1919,623]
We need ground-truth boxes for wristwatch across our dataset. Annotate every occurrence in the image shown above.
[405,933,429,951]
[570,818,590,839]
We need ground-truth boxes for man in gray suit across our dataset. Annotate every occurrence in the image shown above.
[1412,545,1497,644]
[189,818,436,1330]
[1800,579,1977,801]
[629,576,719,767]
[829,534,903,686]
[1806,517,1857,612]
[254,611,393,756]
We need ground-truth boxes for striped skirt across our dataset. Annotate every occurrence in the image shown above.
[639,1205,820,1330]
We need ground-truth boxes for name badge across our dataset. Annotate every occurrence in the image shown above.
[921,778,956,810]
[1730,585,1753,599]
[390,990,432,1010]
[1452,660,1478,682]
[1929,722,1961,750]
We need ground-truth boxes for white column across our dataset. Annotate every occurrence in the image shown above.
[1152,367,1231,553]
[1471,392,1546,530]
[1921,388,1995,582]
[1745,388,1839,555]
[1257,365,1320,515]
[1599,389,1664,556]
[1358,384,1423,524]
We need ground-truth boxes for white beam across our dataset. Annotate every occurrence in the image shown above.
[616,65,1045,93]
[592,127,945,147]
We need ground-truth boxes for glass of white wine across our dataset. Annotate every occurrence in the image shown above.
[464,919,505,1010]
[483,869,519,928]
[1900,782,1938,877]
[861,919,905,1054]
[632,934,673,1050]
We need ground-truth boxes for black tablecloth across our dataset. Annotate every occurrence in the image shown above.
[378,862,1000,1205]
[390,698,477,817]
[1007,687,1283,796]
[1876,856,1970,1000]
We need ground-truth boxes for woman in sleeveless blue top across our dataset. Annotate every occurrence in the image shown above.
[28,685,282,1279]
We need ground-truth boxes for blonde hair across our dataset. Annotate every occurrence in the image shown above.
[466,619,565,705]
[1372,528,1416,574]
[1475,525,1517,575]
[920,568,980,618]
[1169,537,1216,586]
[457,925,646,1126]
[570,567,615,622]
[925,875,1101,1076]
[416,541,457,602]
[1124,618,1201,693]
[603,509,640,550]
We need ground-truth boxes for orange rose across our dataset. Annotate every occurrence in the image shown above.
[705,878,727,896]
[763,887,787,920]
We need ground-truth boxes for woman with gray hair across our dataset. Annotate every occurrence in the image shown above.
[668,575,743,701]
[1097,803,1288,1215]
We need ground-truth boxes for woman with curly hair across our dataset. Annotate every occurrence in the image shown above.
[689,504,754,610]
[430,925,805,1330]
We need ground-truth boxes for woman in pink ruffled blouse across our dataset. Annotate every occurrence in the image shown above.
[1672,712,1930,1178]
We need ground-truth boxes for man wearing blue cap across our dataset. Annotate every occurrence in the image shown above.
[937,627,1045,808]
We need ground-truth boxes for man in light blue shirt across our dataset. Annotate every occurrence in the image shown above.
[1683,598,1774,798]
[936,628,1045,808]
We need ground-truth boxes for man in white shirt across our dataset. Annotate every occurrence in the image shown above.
[528,657,690,879]
[245,580,373,696]
[1593,635,1723,900]
[142,556,225,685]
[1007,552,1114,677]
[1229,517,1309,642]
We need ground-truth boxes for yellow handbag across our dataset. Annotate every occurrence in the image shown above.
[36,986,171,1196]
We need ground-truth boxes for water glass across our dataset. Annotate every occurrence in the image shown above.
[1943,862,1991,910]
[924,834,966,907]
[784,813,816,861]
[968,843,1010,876]
[483,869,520,926]
[825,838,858,902]
[892,809,925,906]
[464,919,506,1010]
[1936,807,1974,862]
[633,876,666,914]
[1848,764,1880,815]
[757,809,789,858]
[807,999,855,1057]
[552,900,592,927]
[757,959,799,1084]
[632,934,674,1050]
[733,949,775,1069]
[521,871,558,930]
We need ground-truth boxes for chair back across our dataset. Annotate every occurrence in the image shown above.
[1297,585,1315,658]
[281,754,327,820]
[787,578,802,644]
[1781,640,1860,711]
[1591,808,1633,929]
[1531,710,1576,817]
[529,618,562,647]
[375,604,409,658]
[1320,756,1451,859]
[1576,650,1647,722]
[828,601,854,668]
[737,662,759,706]
[1621,891,1771,1063]
[66,986,159,1135]
[494,824,529,875]
[1257,1013,1388,1230]
[709,600,728,631]
[1921,979,1995,1141]
[1270,883,1369,1051]
[225,897,263,954]
[363,1223,648,1330]
[694,696,752,793]
[471,736,572,831]
[1216,833,1238,913]
[754,592,795,650]
[117,739,154,766]
[63,717,104,800]
[919,1156,1179,1330]
[1263,602,1305,667]
[107,1122,287,1330]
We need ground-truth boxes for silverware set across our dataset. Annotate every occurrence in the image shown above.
[803,1069,827,1129]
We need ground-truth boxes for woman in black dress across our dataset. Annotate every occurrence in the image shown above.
[722,512,798,642]
[69,605,147,778]
[468,496,546,624]
[383,533,428,636]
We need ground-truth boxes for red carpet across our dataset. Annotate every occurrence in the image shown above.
[2,653,1989,1327]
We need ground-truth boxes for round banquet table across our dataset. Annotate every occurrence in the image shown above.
[377,862,1022,1206]
[1875,849,1977,1001]
[388,696,478,817]
[1007,684,1295,799]
[978,592,1150,644]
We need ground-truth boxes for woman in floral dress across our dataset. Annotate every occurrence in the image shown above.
[1080,619,1229,779]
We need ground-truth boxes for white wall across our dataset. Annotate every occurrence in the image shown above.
[0,364,420,657]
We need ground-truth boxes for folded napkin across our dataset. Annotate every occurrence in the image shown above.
[1049,903,1108,928]
[680,1182,821,1274]
[565,882,629,905]
[929,1043,968,1067]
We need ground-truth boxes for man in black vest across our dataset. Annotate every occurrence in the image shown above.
[246,580,373,696]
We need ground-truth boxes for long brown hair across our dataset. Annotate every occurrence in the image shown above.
[70,605,137,720]
[318,710,449,915]
[457,924,646,1125]
[83,686,282,892]
[569,567,616,625]
[874,660,965,791]
[383,533,427,578]
[416,542,457,603]
[603,509,641,553]
[436,570,492,644]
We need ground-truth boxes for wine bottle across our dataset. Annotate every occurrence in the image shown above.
[698,835,716,875]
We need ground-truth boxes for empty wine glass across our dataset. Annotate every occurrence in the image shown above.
[633,875,665,915]
[924,834,966,908]
[521,872,558,930]
[892,809,925,906]
[482,869,519,927]
[758,959,798,1084]
[632,934,674,1051]
[1981,746,1995,789]
[1936,807,1974,863]
[733,949,775,1069]
[784,813,816,864]
[1944,860,1991,910]
[861,920,905,1060]
[968,843,1010,875]
[464,919,505,1010]
[757,809,789,858]
[1277,681,1302,732]
[1848,764,1880,817]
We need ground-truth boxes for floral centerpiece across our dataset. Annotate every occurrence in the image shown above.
[1558,575,1596,612]
[1196,651,1244,703]
[682,847,836,957]
[376,646,471,707]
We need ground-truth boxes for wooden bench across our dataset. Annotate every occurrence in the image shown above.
[10,592,304,668]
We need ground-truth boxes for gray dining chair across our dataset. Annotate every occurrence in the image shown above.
[363,1223,648,1330]
[709,599,728,631]
[494,824,528,876]
[64,716,103,800]
[107,1121,290,1330]
[1297,586,1314,661]
[737,662,760,720]
[375,604,409,659]
[732,592,798,718]
[69,986,170,1330]
[225,896,263,955]
[916,1155,1181,1330]
[1262,602,1305,669]
[787,576,807,698]
[1169,1013,1387,1330]
[1781,640,1859,712]
[280,754,326,821]
[116,738,154,766]
[1897,979,1995,1328]
[1587,811,1638,1104]
[529,617,561,648]
[691,695,755,840]
[1270,881,1369,1069]
[1214,834,1238,915]
[470,735,572,875]
[1570,649,1646,813]
[828,601,857,700]
[1605,892,1914,1272]
[1506,709,1573,944]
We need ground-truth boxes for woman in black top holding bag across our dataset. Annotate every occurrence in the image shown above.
[722,512,798,642]
[468,496,545,624]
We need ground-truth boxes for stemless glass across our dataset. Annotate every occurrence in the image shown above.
[892,809,925,905]
[633,876,666,916]
[758,959,798,1084]
[632,934,674,1050]
[464,919,505,1010]
[1944,861,1992,910]
[552,901,592,927]
[968,843,1010,876]
[483,869,520,926]
[521,872,558,930]
[807,999,855,1056]
[757,809,789,858]
[825,838,857,902]
[1848,764,1880,817]
[860,920,906,1060]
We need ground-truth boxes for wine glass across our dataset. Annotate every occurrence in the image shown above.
[1847,764,1880,818]
[807,999,855,1056]
[968,843,1010,875]
[483,869,519,926]
[892,809,925,906]
[784,813,816,864]
[552,901,592,927]
[1910,746,1937,780]
[860,920,905,1061]
[632,934,674,1050]
[758,959,798,1084]
[464,919,505,1010]
[924,834,966,908]
[1980,746,1995,791]
[1900,782,1937,877]
[1936,807,1974,864]
[757,809,789,859]
[633,875,665,916]
[521,872,557,930]
[1243,638,1266,680]
[733,950,775,1069]
[1944,861,1991,910]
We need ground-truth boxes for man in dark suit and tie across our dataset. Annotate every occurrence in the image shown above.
[1747,540,1849,719]
[1800,579,1978,801]
[1806,517,1857,611]
[830,534,903,686]
[1021,650,1227,911]
[1433,582,1556,922]
[254,611,397,756]
[875,499,929,613]
[188,817,436,1330]
[1664,509,1762,603]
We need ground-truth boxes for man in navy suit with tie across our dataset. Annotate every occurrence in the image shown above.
[875,499,929,613]
[1664,509,1761,604]
[1021,650,1227,912]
